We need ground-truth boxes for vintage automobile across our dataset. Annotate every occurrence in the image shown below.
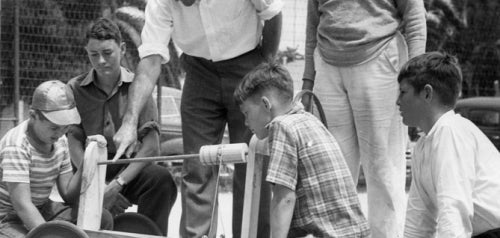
[153,86,232,189]
[153,86,184,156]
[455,96,500,150]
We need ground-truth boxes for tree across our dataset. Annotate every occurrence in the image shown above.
[425,0,500,97]
[103,0,182,89]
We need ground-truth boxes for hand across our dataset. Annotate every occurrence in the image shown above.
[112,123,137,161]
[301,78,314,112]
[103,181,132,216]
[109,193,132,216]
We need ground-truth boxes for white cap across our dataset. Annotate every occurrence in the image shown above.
[31,80,81,125]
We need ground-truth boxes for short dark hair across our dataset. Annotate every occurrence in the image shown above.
[398,51,462,107]
[86,18,122,44]
[32,109,48,121]
[234,61,294,105]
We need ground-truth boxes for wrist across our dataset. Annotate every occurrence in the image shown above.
[122,114,138,129]
[115,176,127,187]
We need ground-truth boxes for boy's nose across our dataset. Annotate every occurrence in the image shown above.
[98,55,106,64]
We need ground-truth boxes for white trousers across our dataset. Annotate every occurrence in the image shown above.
[313,34,408,238]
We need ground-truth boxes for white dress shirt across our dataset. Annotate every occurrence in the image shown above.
[405,110,500,238]
[138,0,283,63]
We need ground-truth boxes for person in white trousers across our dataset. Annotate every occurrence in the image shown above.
[302,0,427,237]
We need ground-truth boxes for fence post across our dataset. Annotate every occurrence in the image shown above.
[14,0,20,125]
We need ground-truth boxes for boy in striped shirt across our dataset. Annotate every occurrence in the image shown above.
[0,80,112,237]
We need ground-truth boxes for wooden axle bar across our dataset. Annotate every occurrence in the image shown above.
[97,154,200,165]
[97,152,249,166]
[98,143,249,166]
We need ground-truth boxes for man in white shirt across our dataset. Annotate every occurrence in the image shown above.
[109,1,283,237]
[397,51,500,238]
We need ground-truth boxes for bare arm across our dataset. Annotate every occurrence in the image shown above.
[67,126,85,170]
[7,183,45,230]
[301,0,319,110]
[62,126,88,204]
[302,0,319,84]
[270,184,296,238]
[56,160,84,205]
[104,130,160,214]
[261,12,283,60]
[112,55,163,161]
[396,0,427,58]
[115,129,159,185]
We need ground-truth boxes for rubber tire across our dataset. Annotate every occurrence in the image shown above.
[113,212,163,235]
[26,220,89,238]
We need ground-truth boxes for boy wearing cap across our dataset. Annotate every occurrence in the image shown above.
[398,52,500,237]
[234,62,370,237]
[66,18,177,235]
[0,80,113,237]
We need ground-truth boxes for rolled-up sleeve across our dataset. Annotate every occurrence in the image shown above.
[266,121,298,191]
[138,0,174,64]
[252,0,284,21]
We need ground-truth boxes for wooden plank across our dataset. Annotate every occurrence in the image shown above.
[85,229,166,238]
[77,135,108,230]
[80,139,258,237]
[241,136,268,238]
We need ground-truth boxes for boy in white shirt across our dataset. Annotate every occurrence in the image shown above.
[398,51,500,238]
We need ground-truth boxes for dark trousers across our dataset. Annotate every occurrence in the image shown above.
[107,162,177,236]
[180,47,271,238]
[474,228,500,238]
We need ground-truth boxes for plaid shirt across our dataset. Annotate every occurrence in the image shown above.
[266,104,370,237]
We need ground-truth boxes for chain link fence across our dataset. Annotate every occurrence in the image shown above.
[1,0,100,135]
[0,0,181,136]
[1,0,500,137]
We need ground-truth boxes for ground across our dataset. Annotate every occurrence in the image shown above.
[162,189,373,238]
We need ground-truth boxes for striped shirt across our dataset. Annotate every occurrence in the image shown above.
[266,104,370,237]
[0,120,72,218]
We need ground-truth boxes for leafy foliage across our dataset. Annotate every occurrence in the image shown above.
[425,0,500,97]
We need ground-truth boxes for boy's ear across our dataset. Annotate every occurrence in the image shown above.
[261,96,272,111]
[422,84,434,102]
[120,42,126,55]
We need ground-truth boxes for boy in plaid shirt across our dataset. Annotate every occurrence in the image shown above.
[234,62,369,237]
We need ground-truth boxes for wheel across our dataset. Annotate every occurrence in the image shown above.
[26,220,88,238]
[113,212,163,235]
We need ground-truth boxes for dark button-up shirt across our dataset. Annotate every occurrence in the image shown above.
[67,67,159,155]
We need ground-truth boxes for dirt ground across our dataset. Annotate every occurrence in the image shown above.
[162,189,372,238]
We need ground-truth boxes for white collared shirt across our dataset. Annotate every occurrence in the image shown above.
[405,110,500,237]
[138,0,283,63]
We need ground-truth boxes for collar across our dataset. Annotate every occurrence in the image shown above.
[79,67,134,87]
[265,102,304,129]
[424,110,455,138]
